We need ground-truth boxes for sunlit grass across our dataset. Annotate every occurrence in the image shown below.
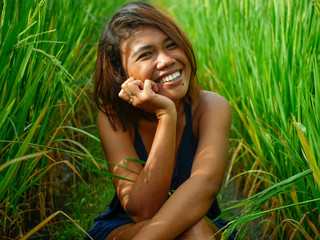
[157,0,320,239]
[0,0,127,238]
[2,0,320,239]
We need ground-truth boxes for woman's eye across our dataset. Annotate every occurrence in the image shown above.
[138,52,152,60]
[167,42,177,49]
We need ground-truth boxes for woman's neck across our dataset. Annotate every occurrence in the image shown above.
[174,99,186,120]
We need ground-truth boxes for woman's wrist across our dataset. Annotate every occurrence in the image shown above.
[155,102,177,121]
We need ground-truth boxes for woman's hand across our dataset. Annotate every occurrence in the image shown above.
[119,77,176,118]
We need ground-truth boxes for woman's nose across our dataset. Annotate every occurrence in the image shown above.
[156,52,175,69]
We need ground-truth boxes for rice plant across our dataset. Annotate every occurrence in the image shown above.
[0,0,127,238]
[157,0,320,239]
[2,0,319,238]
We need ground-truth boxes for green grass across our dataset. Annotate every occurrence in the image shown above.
[0,0,127,238]
[2,0,320,239]
[52,174,115,240]
[157,0,320,238]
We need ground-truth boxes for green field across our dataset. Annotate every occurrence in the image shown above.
[1,0,319,239]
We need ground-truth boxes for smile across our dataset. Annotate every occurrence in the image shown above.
[158,71,181,84]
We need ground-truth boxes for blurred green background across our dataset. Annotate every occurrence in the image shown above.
[0,0,319,239]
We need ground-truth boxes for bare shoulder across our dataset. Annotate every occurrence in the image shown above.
[97,111,122,150]
[97,110,109,129]
[192,91,232,137]
[199,90,230,107]
[96,111,135,158]
[97,110,134,135]
[194,91,231,119]
[97,110,122,132]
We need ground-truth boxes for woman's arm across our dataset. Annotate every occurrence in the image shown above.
[98,79,178,222]
[131,91,232,240]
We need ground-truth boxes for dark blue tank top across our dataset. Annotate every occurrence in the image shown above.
[100,102,221,221]
[85,103,238,240]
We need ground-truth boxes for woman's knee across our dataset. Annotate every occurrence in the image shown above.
[105,221,149,240]
[176,217,221,240]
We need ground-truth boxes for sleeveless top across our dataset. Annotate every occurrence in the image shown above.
[85,102,237,240]
[96,102,221,222]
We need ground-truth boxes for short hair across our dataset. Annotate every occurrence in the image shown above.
[94,1,201,130]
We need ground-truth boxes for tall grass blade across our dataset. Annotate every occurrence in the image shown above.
[20,210,94,240]
[293,116,320,188]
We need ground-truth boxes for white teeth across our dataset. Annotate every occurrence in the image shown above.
[160,71,180,83]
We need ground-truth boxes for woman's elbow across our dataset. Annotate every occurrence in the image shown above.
[200,174,223,199]
[126,203,159,223]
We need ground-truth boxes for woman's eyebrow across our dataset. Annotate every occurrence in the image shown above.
[131,37,172,58]
[163,37,171,43]
[132,45,152,58]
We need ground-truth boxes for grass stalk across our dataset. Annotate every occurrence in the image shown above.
[158,0,320,238]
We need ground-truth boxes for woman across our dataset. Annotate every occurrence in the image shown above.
[85,1,236,239]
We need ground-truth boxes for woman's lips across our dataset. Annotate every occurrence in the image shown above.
[156,70,182,85]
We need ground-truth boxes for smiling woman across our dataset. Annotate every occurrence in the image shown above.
[120,27,191,105]
[85,1,237,240]
[94,1,199,131]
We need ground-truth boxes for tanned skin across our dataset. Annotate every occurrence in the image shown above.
[98,27,232,240]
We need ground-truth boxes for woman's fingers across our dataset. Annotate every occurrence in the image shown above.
[143,80,159,94]
[122,78,143,96]
[119,78,174,114]
[119,78,141,104]
[118,89,131,102]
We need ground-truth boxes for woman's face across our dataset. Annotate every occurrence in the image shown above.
[121,27,191,102]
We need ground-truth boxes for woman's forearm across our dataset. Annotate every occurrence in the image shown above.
[132,174,218,240]
[124,110,177,221]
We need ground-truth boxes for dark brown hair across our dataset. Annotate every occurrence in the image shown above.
[94,1,200,131]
